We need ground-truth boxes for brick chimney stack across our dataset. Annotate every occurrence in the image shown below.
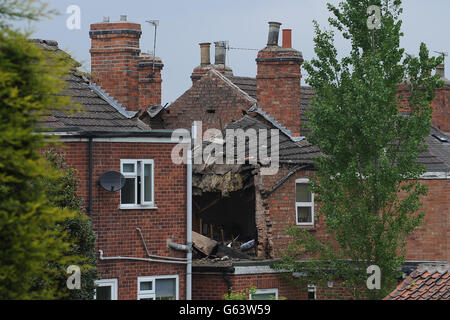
[256,22,303,137]
[90,16,163,111]
[433,62,450,133]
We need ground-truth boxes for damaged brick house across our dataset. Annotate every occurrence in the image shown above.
[36,16,193,301]
[148,22,450,299]
[37,13,448,300]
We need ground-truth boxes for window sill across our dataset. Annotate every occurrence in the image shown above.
[296,224,316,231]
[120,204,158,210]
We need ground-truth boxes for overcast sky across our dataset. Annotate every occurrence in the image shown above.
[26,0,450,105]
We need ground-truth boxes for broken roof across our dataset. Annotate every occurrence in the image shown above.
[384,263,450,300]
[227,75,449,172]
[34,39,152,133]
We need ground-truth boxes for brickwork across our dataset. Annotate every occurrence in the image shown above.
[162,70,255,130]
[192,272,352,300]
[258,166,449,262]
[256,46,303,137]
[398,83,450,134]
[53,140,187,300]
[90,20,163,111]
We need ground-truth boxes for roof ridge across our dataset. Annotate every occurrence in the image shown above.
[209,69,257,105]
[89,83,135,119]
[249,106,305,142]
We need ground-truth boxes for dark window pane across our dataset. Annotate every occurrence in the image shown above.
[297,206,312,224]
[296,183,311,202]
[155,279,176,300]
[121,178,135,204]
[140,281,153,291]
[96,286,112,300]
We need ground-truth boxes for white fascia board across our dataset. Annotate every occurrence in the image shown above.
[419,171,450,180]
[233,266,289,275]
[50,136,181,144]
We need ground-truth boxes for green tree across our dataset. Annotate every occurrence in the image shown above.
[274,0,444,300]
[43,150,98,300]
[0,0,83,299]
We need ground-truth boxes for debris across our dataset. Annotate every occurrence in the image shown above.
[192,231,218,256]
[240,239,256,251]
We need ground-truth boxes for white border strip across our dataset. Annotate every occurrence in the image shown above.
[53,137,179,144]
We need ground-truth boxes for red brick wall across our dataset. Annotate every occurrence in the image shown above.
[405,179,449,262]
[192,272,351,300]
[192,272,306,300]
[162,70,255,131]
[259,167,449,262]
[256,47,303,137]
[54,140,187,300]
[398,84,450,134]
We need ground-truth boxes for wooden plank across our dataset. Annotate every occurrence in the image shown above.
[192,231,217,256]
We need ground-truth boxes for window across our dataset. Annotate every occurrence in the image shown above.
[308,284,317,300]
[295,178,314,226]
[120,159,155,208]
[137,275,178,300]
[250,288,278,300]
[95,279,118,300]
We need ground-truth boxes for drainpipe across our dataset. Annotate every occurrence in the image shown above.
[88,137,93,216]
[186,123,194,300]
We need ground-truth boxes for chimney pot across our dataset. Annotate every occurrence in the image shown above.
[214,41,228,65]
[282,29,292,48]
[120,15,127,22]
[436,63,445,78]
[199,42,211,66]
[267,21,282,46]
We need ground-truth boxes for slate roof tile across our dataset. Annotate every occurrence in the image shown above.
[34,39,151,133]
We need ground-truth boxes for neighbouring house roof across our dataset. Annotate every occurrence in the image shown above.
[226,75,314,137]
[224,114,321,165]
[384,264,450,300]
[34,39,152,134]
[227,75,450,172]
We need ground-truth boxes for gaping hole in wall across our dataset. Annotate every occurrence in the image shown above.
[192,163,257,260]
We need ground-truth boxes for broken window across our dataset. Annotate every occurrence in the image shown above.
[295,178,314,226]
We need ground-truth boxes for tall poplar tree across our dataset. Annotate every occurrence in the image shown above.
[275,0,444,299]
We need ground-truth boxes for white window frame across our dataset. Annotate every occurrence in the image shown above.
[94,278,118,300]
[120,159,156,209]
[137,275,179,300]
[295,178,314,226]
[308,284,317,300]
[250,288,279,300]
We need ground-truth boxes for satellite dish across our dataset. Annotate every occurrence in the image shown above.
[99,171,126,192]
